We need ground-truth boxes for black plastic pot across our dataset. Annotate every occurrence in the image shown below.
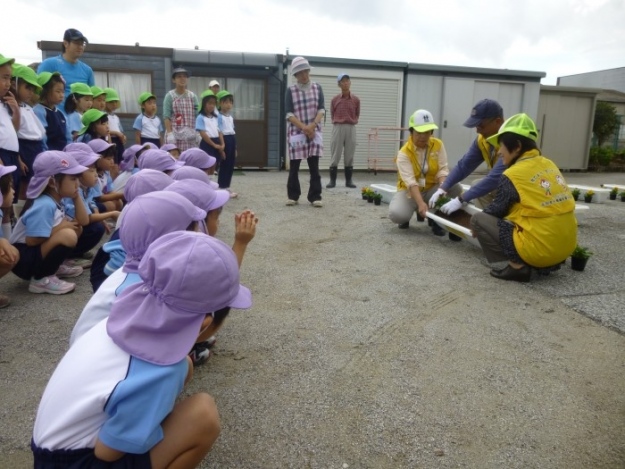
[367,196,374,203]
[584,196,593,203]
[610,193,617,200]
[621,195,625,202]
[374,199,381,206]
[571,256,588,272]
[362,194,367,200]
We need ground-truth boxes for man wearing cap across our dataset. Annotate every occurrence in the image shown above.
[285,56,325,207]
[37,29,95,98]
[429,99,505,215]
[163,67,200,151]
[209,80,220,96]
[327,73,360,189]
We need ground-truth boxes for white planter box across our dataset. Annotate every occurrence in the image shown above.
[426,205,482,247]
[567,184,610,204]
[370,183,396,204]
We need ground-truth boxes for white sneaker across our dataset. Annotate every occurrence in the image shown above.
[29,276,75,295]
[66,258,93,269]
[56,262,84,278]
[311,200,323,207]
[286,199,298,206]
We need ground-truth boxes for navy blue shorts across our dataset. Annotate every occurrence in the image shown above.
[12,243,42,280]
[140,137,161,148]
[18,138,45,183]
[32,441,152,469]
[96,202,108,213]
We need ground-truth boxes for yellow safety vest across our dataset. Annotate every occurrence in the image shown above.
[477,134,499,170]
[504,150,577,268]
[396,138,442,192]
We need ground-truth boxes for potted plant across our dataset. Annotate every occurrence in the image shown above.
[434,195,452,210]
[366,189,375,203]
[361,186,370,200]
[610,187,619,200]
[372,192,383,206]
[570,188,581,201]
[583,190,594,203]
[620,191,625,202]
[571,245,592,272]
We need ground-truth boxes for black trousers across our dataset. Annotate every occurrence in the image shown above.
[287,157,322,203]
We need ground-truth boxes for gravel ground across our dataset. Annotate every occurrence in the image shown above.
[1,170,624,468]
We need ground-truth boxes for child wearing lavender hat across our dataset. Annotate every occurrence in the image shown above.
[89,169,173,292]
[9,151,89,294]
[138,148,184,175]
[73,191,205,344]
[33,231,252,467]
[179,147,216,175]
[110,143,150,193]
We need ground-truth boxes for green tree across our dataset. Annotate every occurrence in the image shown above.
[593,101,620,147]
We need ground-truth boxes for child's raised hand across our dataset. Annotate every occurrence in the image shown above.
[234,210,258,245]
[2,91,19,115]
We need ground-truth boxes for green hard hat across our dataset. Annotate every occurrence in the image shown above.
[487,113,539,146]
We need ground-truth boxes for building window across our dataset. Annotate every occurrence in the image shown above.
[94,71,152,115]
[188,77,265,121]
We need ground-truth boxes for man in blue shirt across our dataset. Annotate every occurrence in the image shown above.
[429,99,505,214]
[38,29,95,98]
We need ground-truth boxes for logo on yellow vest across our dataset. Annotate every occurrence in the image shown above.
[539,179,552,196]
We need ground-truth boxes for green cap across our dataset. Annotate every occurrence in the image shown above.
[138,91,156,105]
[70,82,94,96]
[200,89,216,100]
[78,109,107,135]
[11,63,42,92]
[37,71,62,87]
[216,90,233,101]
[486,113,539,146]
[90,86,106,97]
[0,54,15,67]
[103,87,119,102]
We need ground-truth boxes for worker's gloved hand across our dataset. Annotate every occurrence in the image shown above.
[440,197,463,215]
[428,188,447,209]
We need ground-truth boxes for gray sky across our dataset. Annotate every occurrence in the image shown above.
[6,0,624,85]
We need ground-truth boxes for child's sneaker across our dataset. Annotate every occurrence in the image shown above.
[29,276,75,295]
[56,262,84,278]
[66,258,93,269]
[198,336,217,350]
[188,343,211,366]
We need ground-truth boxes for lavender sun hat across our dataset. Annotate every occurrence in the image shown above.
[138,149,184,172]
[87,138,116,155]
[64,142,100,167]
[164,180,230,214]
[170,166,219,189]
[123,169,173,204]
[107,231,252,365]
[119,192,206,273]
[26,151,88,199]
[179,148,216,171]
[160,143,178,152]
[120,144,149,172]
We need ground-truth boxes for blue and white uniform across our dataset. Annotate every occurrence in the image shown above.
[133,114,162,146]
[70,268,141,345]
[34,319,187,453]
[10,195,65,245]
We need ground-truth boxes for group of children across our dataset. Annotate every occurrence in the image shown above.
[2,52,259,466]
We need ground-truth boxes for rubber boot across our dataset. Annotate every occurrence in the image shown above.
[326,166,337,188]
[345,166,356,188]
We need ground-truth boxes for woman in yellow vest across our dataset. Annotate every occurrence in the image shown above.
[470,113,577,282]
[389,109,462,235]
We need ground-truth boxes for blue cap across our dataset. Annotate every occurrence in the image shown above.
[337,73,350,82]
[463,99,503,128]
